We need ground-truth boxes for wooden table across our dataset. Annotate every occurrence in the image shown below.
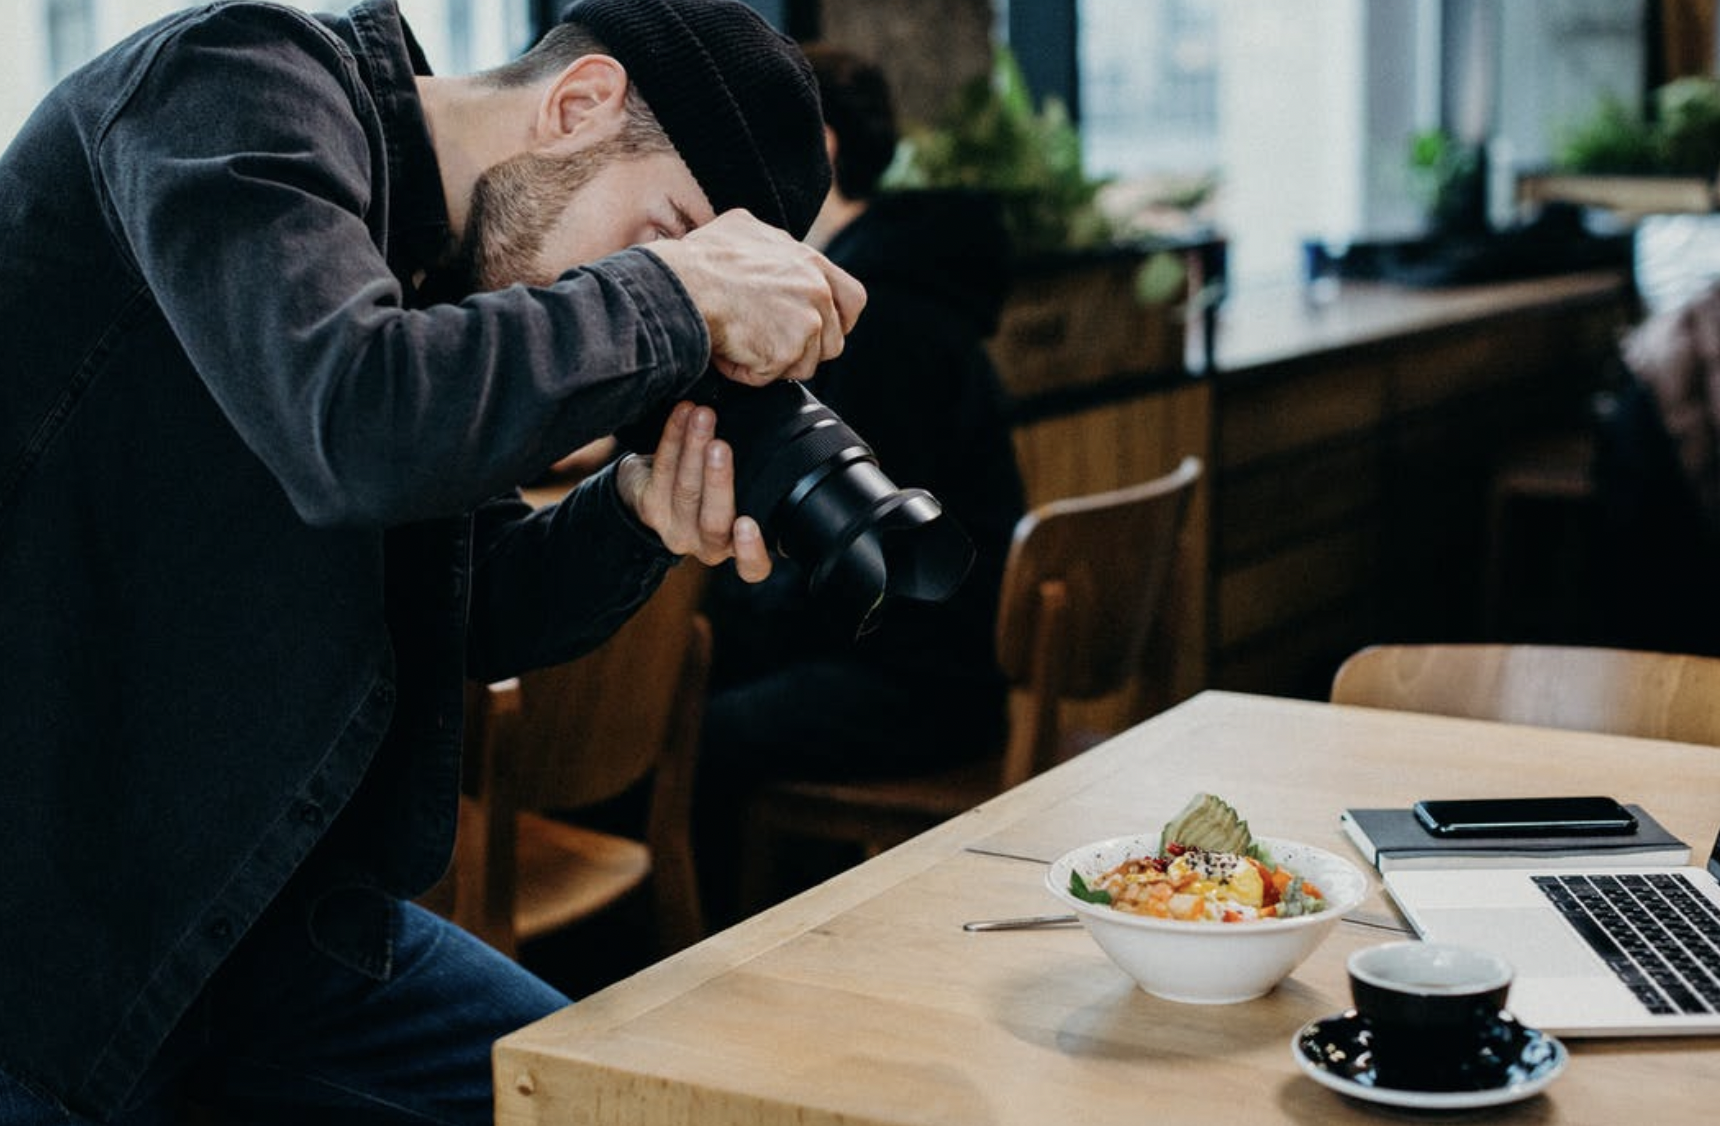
[493,691,1720,1124]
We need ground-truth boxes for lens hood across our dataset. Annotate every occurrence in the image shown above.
[617,373,974,635]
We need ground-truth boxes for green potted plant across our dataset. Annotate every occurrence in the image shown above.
[1556,93,1660,174]
[1516,76,1720,216]
[884,46,1113,255]
[1558,76,1720,176]
[1408,128,1488,234]
[882,47,1210,399]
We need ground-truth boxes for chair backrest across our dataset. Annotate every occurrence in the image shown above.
[996,455,1202,786]
[451,562,712,953]
[498,562,709,809]
[1330,642,1720,746]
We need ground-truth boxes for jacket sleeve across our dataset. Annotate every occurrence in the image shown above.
[464,465,679,681]
[92,6,708,528]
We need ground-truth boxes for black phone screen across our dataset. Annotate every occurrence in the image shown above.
[1412,795,1638,837]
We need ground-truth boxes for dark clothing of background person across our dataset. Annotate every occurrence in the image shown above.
[697,189,1026,911]
[0,2,706,1117]
[1589,281,1720,654]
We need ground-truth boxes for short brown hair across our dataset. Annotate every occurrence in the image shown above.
[480,24,670,156]
[802,43,898,201]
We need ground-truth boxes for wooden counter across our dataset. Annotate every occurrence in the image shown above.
[1000,268,1638,704]
[1207,270,1634,372]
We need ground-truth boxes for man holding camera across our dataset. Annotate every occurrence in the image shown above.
[0,1,861,1122]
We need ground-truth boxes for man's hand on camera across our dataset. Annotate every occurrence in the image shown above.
[647,210,866,386]
[616,401,771,582]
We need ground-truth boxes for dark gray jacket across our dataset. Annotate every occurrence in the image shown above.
[0,1,705,1114]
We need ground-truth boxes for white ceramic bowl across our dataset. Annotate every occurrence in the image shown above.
[1045,834,1368,1004]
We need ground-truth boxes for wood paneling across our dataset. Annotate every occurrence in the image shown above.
[1009,379,1212,711]
[1205,274,1637,698]
[1218,358,1388,465]
[1218,439,1382,562]
[1010,382,1208,508]
[1216,525,1380,650]
[1660,0,1717,82]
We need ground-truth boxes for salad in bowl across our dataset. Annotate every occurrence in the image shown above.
[1046,794,1368,1003]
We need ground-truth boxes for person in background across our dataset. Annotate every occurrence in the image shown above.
[1591,278,1720,654]
[696,42,1027,922]
[0,1,864,1122]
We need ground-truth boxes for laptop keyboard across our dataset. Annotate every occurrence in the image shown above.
[1534,873,1720,1015]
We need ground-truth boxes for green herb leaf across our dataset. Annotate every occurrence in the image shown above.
[1277,875,1326,917]
[1068,871,1112,905]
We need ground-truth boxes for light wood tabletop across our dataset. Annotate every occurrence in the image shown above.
[492,690,1720,1125]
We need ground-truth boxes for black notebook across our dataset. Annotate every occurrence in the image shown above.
[1341,804,1690,872]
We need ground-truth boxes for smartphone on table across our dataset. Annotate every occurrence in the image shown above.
[1411,795,1638,837]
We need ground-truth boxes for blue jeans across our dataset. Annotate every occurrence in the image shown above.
[0,894,567,1125]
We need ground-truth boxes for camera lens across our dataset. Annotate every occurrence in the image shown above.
[713,379,974,635]
[618,374,974,635]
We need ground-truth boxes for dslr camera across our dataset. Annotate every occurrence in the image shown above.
[621,371,973,636]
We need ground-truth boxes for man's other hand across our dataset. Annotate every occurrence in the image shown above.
[616,401,771,582]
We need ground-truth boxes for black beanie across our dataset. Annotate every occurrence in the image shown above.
[559,0,830,240]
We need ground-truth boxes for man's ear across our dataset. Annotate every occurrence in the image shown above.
[537,54,629,151]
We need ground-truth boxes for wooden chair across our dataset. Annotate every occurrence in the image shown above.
[1329,642,1720,746]
[739,457,1203,903]
[430,563,712,959]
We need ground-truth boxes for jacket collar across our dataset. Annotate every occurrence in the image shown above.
[323,1,451,292]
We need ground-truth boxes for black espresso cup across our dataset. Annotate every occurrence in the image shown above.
[1347,941,1515,1091]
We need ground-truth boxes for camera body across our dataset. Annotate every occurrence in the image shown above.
[620,371,973,635]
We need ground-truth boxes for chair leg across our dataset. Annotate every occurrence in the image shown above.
[738,808,781,919]
[651,835,705,956]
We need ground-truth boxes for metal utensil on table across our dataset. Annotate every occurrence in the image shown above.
[961,913,1080,932]
[964,910,1409,934]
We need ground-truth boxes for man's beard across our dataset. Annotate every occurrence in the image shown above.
[453,141,625,292]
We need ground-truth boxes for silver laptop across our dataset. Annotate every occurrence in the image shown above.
[1383,825,1720,1036]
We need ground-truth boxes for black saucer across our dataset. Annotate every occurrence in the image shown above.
[1291,1010,1567,1111]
